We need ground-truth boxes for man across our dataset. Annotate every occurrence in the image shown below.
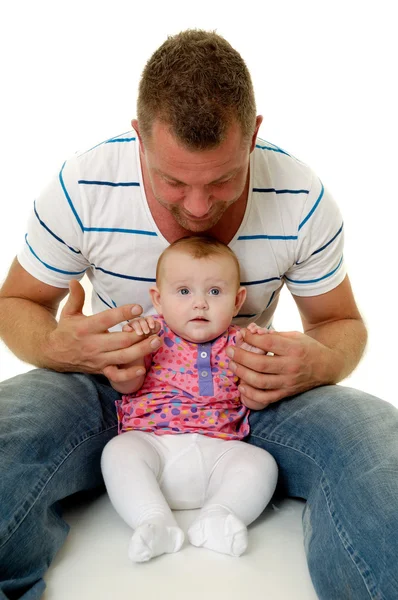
[0,29,397,600]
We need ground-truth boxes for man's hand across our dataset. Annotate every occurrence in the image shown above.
[45,280,162,380]
[227,328,341,409]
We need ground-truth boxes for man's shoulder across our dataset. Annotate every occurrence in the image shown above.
[68,130,140,178]
[253,136,313,186]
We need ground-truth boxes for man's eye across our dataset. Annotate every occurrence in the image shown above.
[209,288,220,296]
[179,288,190,295]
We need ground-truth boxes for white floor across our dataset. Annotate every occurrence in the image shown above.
[43,494,318,600]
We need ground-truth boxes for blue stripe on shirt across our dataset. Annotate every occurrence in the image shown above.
[238,234,298,241]
[298,180,324,231]
[79,131,136,156]
[25,235,86,276]
[59,162,157,236]
[59,162,84,232]
[91,264,156,283]
[296,223,344,265]
[105,137,136,144]
[266,290,276,308]
[96,292,117,309]
[78,180,140,187]
[34,201,81,254]
[284,256,343,285]
[255,143,290,156]
[241,276,281,286]
[253,188,309,195]
[84,227,157,235]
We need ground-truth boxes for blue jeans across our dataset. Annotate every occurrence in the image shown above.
[0,370,397,599]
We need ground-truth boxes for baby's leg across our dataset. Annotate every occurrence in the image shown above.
[101,431,184,562]
[188,440,278,556]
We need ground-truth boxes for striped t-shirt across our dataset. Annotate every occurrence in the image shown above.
[18,130,346,329]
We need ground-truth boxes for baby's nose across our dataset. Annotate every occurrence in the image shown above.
[193,295,208,309]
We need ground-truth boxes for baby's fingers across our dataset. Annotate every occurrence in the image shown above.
[131,319,147,335]
[131,317,158,336]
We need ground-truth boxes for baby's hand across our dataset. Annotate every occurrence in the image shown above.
[123,316,157,336]
[236,322,269,355]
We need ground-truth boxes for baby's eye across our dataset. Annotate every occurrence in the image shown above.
[209,288,220,296]
[178,288,190,295]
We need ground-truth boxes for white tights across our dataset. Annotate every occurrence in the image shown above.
[101,431,278,562]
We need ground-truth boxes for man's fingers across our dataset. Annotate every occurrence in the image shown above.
[105,334,162,366]
[83,303,145,334]
[239,384,286,407]
[91,330,158,353]
[232,359,281,388]
[103,363,145,382]
[62,279,85,317]
[239,329,295,355]
[228,346,284,375]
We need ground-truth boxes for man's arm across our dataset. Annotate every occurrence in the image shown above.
[0,258,68,368]
[294,275,367,382]
[225,275,367,408]
[0,258,162,376]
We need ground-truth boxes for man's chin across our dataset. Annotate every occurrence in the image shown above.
[174,212,222,232]
[179,220,214,232]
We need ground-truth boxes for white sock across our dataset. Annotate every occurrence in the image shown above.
[129,521,185,563]
[188,505,248,557]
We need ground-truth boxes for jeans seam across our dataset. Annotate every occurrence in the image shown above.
[0,423,117,550]
[251,432,381,600]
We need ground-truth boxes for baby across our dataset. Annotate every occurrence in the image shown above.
[101,236,278,562]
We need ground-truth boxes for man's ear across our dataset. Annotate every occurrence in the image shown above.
[250,115,263,153]
[131,119,146,154]
[149,286,162,314]
[233,286,247,316]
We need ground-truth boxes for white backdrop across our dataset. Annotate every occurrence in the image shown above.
[0,1,396,406]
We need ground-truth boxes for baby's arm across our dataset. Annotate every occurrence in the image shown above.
[108,316,157,395]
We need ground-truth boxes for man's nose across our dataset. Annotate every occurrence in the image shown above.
[184,188,211,217]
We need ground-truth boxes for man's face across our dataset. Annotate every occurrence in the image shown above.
[137,120,252,232]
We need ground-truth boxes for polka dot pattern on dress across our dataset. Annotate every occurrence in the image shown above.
[116,316,250,440]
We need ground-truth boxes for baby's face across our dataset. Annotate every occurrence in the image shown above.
[151,250,246,343]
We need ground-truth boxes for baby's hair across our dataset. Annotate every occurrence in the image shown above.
[156,236,241,286]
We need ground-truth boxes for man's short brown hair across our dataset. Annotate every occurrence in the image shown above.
[137,29,256,150]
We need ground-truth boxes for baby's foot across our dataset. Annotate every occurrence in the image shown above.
[188,507,248,557]
[128,523,184,562]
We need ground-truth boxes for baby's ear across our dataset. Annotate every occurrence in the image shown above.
[149,286,162,313]
[233,286,247,316]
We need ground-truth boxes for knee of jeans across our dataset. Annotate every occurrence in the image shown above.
[0,369,111,442]
[309,388,398,492]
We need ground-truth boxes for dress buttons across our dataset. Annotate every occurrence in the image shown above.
[201,370,208,377]
[200,351,208,358]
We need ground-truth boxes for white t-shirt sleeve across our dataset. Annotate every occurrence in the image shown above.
[18,157,90,287]
[284,173,346,297]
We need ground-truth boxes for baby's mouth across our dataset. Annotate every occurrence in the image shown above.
[190,317,209,322]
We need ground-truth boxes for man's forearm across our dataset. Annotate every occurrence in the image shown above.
[0,297,57,369]
[306,317,368,383]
